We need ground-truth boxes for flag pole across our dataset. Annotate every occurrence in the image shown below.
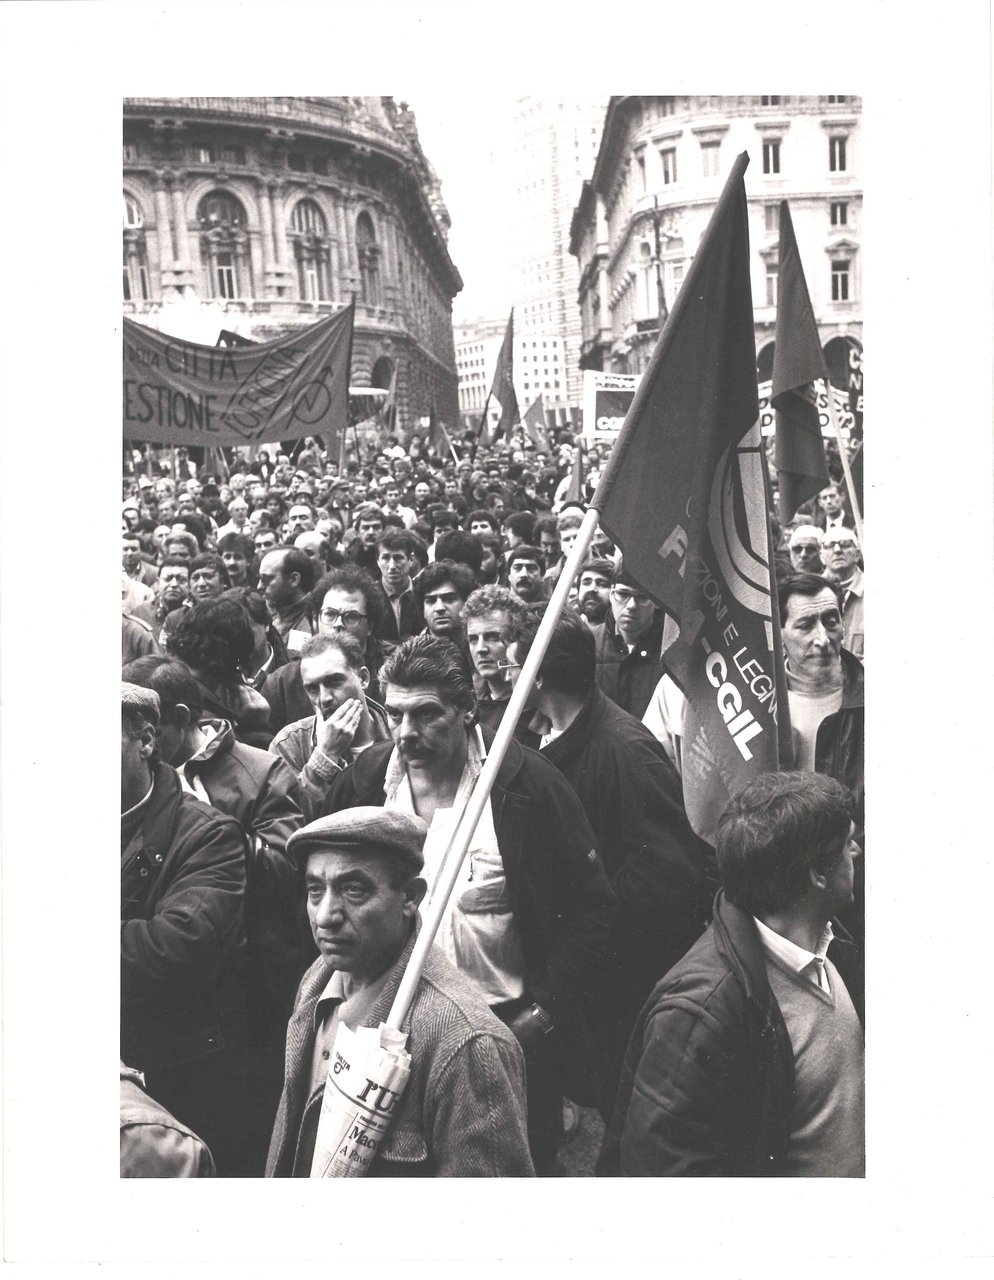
[823,379,865,546]
[385,503,603,1031]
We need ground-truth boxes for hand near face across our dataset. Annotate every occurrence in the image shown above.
[316,697,363,761]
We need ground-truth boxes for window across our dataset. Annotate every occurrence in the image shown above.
[123,193,144,229]
[197,191,249,300]
[765,263,778,307]
[289,199,330,302]
[829,136,847,171]
[635,151,646,192]
[831,201,848,227]
[123,141,138,163]
[288,152,308,172]
[831,260,850,302]
[355,211,380,307]
[660,97,675,116]
[760,95,782,106]
[122,192,150,303]
[765,204,779,234]
[763,140,781,174]
[660,147,677,185]
[701,142,720,177]
[216,253,237,300]
[826,95,848,104]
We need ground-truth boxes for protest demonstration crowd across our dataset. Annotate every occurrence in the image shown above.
[120,411,865,1179]
[119,159,865,1181]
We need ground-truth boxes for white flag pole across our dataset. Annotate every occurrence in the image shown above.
[385,503,603,1031]
[823,378,864,546]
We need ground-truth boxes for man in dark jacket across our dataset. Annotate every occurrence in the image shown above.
[779,572,864,948]
[509,608,710,1100]
[122,656,307,1047]
[321,633,616,1174]
[599,771,864,1177]
[120,682,250,1175]
[595,568,667,720]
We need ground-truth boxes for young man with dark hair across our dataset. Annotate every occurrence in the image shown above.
[374,529,423,645]
[413,559,476,651]
[321,633,616,1174]
[600,771,863,1178]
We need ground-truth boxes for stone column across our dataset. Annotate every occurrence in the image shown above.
[271,183,290,270]
[247,230,265,301]
[169,180,191,270]
[153,176,173,267]
[258,179,276,273]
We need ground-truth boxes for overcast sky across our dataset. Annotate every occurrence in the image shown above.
[396,91,521,325]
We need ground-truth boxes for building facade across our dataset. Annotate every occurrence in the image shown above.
[570,96,862,400]
[123,96,463,434]
[508,97,609,419]
[454,317,567,434]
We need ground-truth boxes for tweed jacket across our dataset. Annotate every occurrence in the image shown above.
[266,928,534,1177]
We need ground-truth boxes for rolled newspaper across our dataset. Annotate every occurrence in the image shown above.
[310,1021,412,1177]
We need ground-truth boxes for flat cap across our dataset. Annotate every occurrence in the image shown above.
[122,682,160,724]
[286,807,428,874]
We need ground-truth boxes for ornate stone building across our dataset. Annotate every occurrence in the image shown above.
[570,96,862,399]
[123,96,463,433]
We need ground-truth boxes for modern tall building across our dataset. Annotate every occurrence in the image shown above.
[122,96,463,433]
[508,97,609,419]
[569,96,862,409]
[454,317,567,434]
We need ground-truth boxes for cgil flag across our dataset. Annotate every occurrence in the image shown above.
[484,309,519,442]
[593,153,792,844]
[772,200,830,522]
[124,303,355,454]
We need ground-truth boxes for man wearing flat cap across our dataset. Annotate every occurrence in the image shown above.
[266,807,534,1177]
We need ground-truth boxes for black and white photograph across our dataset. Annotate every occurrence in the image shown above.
[2,0,991,1271]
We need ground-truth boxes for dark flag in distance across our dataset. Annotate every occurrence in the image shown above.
[522,395,551,454]
[428,404,457,462]
[592,152,792,843]
[488,309,519,441]
[772,200,831,522]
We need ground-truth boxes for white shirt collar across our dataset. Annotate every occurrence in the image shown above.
[754,916,835,992]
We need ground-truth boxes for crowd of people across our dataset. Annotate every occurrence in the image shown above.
[120,427,865,1178]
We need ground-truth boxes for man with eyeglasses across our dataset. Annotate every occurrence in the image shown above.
[595,568,667,720]
[261,566,392,737]
[321,633,616,1175]
[820,528,864,662]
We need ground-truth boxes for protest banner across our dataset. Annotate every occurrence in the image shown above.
[581,371,641,444]
[123,302,354,451]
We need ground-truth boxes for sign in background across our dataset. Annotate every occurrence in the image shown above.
[758,378,852,439]
[582,371,641,442]
[123,305,353,451]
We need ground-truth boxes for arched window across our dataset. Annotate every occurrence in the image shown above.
[355,210,380,307]
[197,190,251,300]
[288,198,331,301]
[122,191,150,302]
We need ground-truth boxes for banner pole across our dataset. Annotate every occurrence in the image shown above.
[823,378,864,546]
[385,503,603,1031]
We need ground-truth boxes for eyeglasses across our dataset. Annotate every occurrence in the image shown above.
[319,608,367,626]
[610,587,651,606]
[821,539,857,551]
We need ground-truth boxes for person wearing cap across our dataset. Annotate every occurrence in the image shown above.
[266,807,534,1177]
[321,633,616,1174]
[120,682,252,1175]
